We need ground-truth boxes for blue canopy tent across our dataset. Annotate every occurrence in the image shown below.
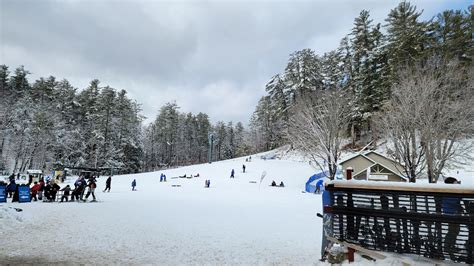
[305,170,343,193]
[305,172,328,193]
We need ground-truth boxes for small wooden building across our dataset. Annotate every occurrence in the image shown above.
[339,151,407,182]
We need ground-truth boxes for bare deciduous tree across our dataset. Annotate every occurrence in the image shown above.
[379,61,474,183]
[288,90,352,180]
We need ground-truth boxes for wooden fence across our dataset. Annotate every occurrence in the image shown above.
[325,181,474,264]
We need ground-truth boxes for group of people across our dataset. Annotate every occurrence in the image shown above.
[1,173,114,203]
[271,180,285,187]
[159,173,167,182]
[230,164,247,178]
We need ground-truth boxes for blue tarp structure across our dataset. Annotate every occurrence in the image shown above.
[305,170,343,193]
[305,171,329,193]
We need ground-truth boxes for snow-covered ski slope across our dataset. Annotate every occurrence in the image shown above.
[1,153,324,265]
[1,147,473,265]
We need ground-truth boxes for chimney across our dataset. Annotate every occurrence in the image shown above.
[346,167,353,180]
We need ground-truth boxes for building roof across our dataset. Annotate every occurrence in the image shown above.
[340,151,407,181]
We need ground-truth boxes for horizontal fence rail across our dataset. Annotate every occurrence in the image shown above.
[325,181,474,264]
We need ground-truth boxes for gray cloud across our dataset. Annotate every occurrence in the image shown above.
[1,0,469,124]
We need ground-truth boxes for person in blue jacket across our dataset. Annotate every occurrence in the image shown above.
[230,169,235,178]
[131,179,137,191]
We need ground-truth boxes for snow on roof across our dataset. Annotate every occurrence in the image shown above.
[339,152,376,165]
[328,180,474,194]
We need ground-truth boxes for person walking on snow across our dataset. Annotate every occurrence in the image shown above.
[230,169,235,178]
[84,178,97,201]
[30,181,41,201]
[132,179,137,191]
[38,179,45,201]
[242,164,246,173]
[103,176,112,192]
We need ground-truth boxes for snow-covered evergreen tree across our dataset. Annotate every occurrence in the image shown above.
[385,1,428,70]
[283,49,323,103]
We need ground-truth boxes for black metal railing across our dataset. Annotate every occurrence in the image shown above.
[325,181,474,264]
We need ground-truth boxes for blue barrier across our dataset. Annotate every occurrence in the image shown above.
[18,185,30,203]
[0,185,6,203]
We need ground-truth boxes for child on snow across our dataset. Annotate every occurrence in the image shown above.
[38,179,45,201]
[30,181,40,201]
[60,185,71,202]
[132,179,137,191]
[84,178,97,201]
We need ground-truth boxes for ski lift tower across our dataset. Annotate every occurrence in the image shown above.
[208,133,214,164]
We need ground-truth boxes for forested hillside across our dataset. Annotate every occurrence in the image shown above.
[250,2,473,152]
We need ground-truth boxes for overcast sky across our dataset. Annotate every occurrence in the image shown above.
[1,0,469,124]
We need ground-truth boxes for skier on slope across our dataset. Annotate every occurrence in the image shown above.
[230,169,235,178]
[131,179,137,191]
[242,164,246,173]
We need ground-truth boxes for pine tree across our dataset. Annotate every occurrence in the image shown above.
[154,102,179,166]
[385,1,428,70]
[321,50,344,90]
[430,9,472,64]
[283,49,323,103]
[265,74,289,122]
[195,112,211,163]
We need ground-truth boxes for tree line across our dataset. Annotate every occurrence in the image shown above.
[0,67,252,174]
[250,2,473,182]
[0,69,144,174]
[141,102,250,172]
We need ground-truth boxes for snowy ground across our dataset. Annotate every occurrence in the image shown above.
[1,155,326,265]
[1,147,473,265]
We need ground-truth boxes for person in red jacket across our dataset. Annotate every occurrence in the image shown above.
[38,179,45,201]
[30,181,41,201]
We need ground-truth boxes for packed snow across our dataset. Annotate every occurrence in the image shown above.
[1,154,325,264]
[1,148,472,264]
